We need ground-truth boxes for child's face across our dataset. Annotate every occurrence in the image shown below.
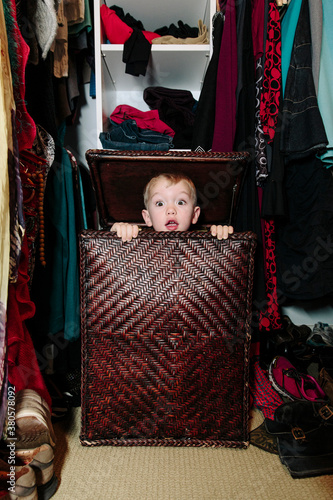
[142,178,200,231]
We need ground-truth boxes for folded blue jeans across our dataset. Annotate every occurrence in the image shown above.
[99,119,173,151]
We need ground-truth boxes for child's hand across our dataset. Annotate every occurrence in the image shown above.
[210,225,234,240]
[110,222,140,242]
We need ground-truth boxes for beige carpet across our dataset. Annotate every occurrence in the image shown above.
[52,408,333,500]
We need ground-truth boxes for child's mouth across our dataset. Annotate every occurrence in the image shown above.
[165,220,178,230]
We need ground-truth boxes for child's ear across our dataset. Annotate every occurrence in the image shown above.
[142,209,153,227]
[191,206,201,225]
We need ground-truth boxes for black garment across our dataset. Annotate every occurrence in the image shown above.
[191,12,224,152]
[110,5,145,30]
[233,1,266,311]
[144,86,197,149]
[261,96,288,219]
[280,0,327,159]
[25,52,58,142]
[233,0,256,156]
[154,20,198,38]
[123,29,151,77]
[275,155,333,300]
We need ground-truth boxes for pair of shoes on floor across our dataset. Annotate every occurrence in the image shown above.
[2,390,58,499]
[269,355,327,402]
[0,457,37,499]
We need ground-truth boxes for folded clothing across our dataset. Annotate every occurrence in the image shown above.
[152,20,208,45]
[110,104,175,137]
[99,134,170,151]
[154,20,199,38]
[108,119,173,145]
[100,120,172,151]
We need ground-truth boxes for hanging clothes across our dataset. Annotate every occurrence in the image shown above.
[275,155,333,300]
[318,0,333,167]
[280,0,328,160]
[211,0,238,152]
[7,234,52,410]
[0,0,14,437]
[4,0,36,151]
[45,122,80,342]
[270,0,333,301]
[259,0,282,144]
[191,10,225,152]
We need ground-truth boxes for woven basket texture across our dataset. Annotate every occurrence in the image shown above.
[79,230,256,448]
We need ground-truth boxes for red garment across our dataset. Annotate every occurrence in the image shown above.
[259,219,283,332]
[7,235,51,410]
[100,5,160,44]
[258,188,283,332]
[259,0,282,143]
[110,105,175,137]
[251,0,266,63]
[8,0,36,150]
[211,0,238,152]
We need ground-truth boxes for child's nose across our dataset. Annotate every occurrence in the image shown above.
[167,205,176,214]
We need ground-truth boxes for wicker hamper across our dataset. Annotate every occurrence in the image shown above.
[80,150,256,448]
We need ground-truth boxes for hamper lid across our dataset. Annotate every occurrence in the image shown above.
[85,149,250,228]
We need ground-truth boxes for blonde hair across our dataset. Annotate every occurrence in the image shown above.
[143,173,197,209]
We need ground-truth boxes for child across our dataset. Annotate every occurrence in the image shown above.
[111,172,234,241]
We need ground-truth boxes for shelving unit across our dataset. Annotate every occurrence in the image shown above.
[93,0,216,146]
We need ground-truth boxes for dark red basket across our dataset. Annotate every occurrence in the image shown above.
[80,230,256,448]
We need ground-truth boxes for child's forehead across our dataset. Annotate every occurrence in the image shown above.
[149,178,191,197]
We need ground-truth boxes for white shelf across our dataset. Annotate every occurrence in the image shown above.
[101,45,211,92]
[101,44,211,52]
[94,0,216,146]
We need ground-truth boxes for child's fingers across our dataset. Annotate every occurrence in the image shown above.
[210,224,217,237]
[111,223,140,242]
[122,224,134,242]
[211,225,233,240]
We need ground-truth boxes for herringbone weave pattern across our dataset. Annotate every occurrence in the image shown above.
[79,231,256,448]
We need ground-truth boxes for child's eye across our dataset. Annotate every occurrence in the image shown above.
[155,201,164,207]
[177,200,186,206]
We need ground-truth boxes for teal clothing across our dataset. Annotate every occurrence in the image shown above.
[318,0,333,167]
[68,0,92,36]
[47,122,80,341]
[281,0,302,95]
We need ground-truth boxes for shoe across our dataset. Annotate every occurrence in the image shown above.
[5,390,56,450]
[0,444,57,500]
[15,444,58,500]
[282,315,311,343]
[319,367,333,404]
[269,355,327,402]
[0,458,37,500]
[307,322,333,347]
[249,422,278,455]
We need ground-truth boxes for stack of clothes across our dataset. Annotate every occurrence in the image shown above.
[100,87,198,151]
